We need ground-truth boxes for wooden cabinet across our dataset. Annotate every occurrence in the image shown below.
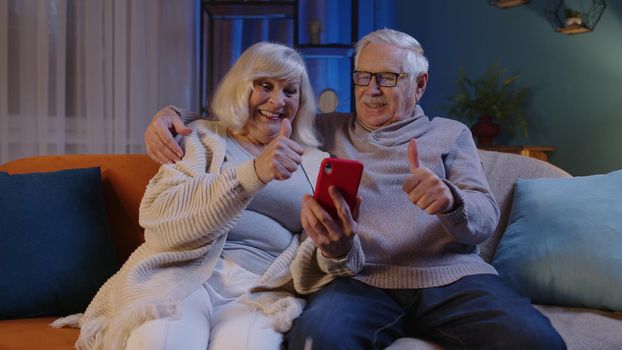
[200,1,297,115]
[200,0,359,115]
[478,145,556,162]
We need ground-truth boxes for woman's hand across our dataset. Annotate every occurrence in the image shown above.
[254,118,304,183]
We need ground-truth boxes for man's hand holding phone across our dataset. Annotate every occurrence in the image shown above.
[301,188,362,258]
[301,158,363,258]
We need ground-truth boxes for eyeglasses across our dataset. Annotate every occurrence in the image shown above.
[352,71,410,87]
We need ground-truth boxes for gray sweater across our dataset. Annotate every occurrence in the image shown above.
[222,136,314,275]
[291,106,499,291]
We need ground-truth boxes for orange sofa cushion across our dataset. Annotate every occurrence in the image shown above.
[0,154,160,349]
[0,318,79,350]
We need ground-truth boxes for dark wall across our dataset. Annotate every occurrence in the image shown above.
[391,0,622,175]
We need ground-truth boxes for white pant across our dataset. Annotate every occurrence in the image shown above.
[125,257,282,350]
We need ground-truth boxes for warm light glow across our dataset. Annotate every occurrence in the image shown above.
[555,24,592,35]
[491,0,530,9]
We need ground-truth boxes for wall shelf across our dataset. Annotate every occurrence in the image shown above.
[489,0,530,9]
[296,45,354,57]
[555,24,592,35]
[478,145,556,162]
[204,2,294,19]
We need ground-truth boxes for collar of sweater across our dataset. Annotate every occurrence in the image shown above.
[353,105,430,147]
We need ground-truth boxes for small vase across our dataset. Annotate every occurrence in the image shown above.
[471,115,500,147]
[565,17,582,27]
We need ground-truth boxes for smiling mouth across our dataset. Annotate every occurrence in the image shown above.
[258,110,285,120]
[364,103,386,109]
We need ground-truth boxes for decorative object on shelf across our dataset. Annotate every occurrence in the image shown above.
[545,0,607,35]
[564,7,583,26]
[489,0,531,9]
[308,20,322,44]
[446,61,529,146]
[318,88,339,113]
[471,116,501,147]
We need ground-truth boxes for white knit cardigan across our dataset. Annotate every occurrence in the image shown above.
[53,119,327,350]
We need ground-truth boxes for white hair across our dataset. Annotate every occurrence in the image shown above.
[354,28,429,79]
[210,42,319,147]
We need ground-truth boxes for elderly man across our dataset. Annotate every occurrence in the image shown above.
[144,29,564,350]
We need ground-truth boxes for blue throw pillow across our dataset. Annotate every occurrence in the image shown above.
[492,169,622,311]
[0,167,118,319]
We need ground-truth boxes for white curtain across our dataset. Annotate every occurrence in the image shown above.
[0,0,197,163]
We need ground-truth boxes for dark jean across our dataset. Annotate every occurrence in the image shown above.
[286,274,566,350]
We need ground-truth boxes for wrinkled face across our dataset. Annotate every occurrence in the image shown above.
[354,43,419,129]
[245,77,300,144]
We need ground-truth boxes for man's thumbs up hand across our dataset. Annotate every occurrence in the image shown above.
[402,138,455,215]
[407,138,420,173]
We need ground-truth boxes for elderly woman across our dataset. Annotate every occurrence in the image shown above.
[60,42,327,350]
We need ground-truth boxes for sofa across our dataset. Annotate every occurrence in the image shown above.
[0,152,621,350]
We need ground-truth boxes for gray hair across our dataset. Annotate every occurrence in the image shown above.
[211,42,319,147]
[354,28,429,79]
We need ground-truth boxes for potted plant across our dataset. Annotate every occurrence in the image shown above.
[564,8,583,27]
[446,61,529,146]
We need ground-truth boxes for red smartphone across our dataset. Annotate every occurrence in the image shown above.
[313,158,363,219]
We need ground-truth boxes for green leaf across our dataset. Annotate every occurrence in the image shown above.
[445,60,530,137]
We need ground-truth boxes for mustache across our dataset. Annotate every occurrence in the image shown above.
[360,96,388,104]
